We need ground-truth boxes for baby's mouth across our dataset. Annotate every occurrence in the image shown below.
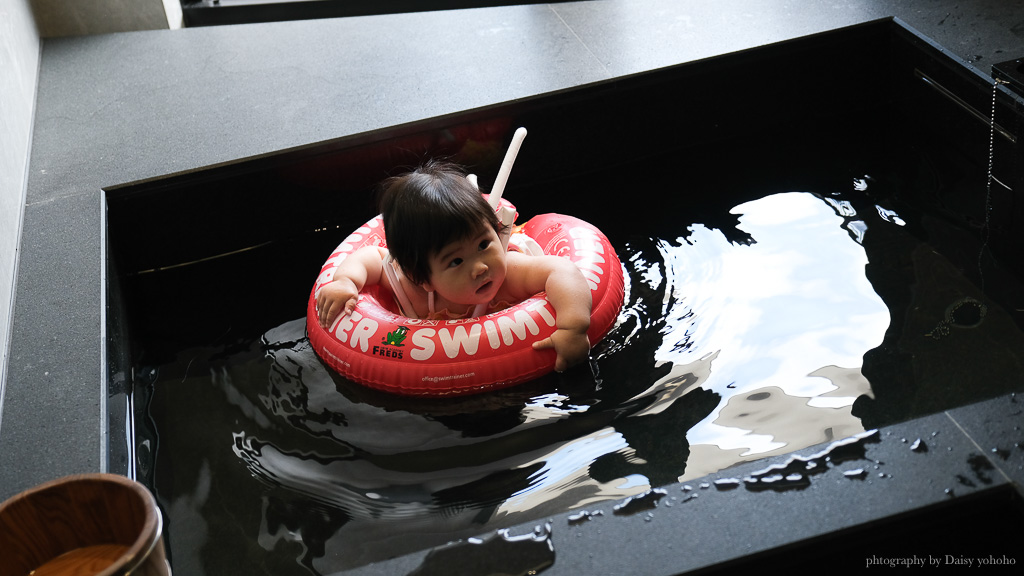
[476,280,493,295]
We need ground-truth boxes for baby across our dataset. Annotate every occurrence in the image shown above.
[316,160,592,372]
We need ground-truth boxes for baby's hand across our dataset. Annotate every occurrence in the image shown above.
[316,279,359,329]
[533,327,591,372]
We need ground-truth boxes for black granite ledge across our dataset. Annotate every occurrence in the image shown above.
[341,402,1023,575]
[945,393,1024,489]
[1,193,104,490]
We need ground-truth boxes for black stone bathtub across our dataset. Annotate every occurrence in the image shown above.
[102,18,1024,575]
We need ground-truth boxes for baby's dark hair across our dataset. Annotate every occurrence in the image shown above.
[379,159,503,286]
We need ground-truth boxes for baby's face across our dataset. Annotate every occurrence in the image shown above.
[426,225,506,306]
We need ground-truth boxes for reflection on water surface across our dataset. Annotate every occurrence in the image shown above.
[145,188,1021,574]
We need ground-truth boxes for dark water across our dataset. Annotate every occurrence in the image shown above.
[140,182,1024,575]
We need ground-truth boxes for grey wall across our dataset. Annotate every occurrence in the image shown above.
[30,0,180,37]
[0,0,39,429]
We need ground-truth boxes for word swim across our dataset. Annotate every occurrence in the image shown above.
[865,554,1016,568]
[567,225,607,291]
[329,299,557,362]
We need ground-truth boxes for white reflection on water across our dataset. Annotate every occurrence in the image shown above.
[650,192,890,478]
[243,193,892,549]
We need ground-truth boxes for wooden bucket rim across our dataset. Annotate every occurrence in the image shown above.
[0,473,162,576]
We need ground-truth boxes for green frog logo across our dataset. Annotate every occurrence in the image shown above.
[382,326,409,347]
[374,326,408,360]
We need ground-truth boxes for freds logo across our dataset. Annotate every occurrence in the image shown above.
[373,325,408,359]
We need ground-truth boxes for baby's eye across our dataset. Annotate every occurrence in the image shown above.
[448,258,463,268]
[478,239,491,250]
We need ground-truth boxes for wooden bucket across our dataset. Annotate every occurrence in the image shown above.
[0,473,170,576]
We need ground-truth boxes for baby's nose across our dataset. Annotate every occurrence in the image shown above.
[473,261,488,277]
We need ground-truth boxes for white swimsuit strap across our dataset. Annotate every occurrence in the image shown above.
[383,252,421,320]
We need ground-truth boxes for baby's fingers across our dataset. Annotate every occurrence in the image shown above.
[553,355,570,373]
[533,338,571,372]
[320,299,355,329]
[318,302,335,329]
[532,337,554,351]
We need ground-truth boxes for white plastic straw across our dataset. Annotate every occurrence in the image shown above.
[472,127,527,318]
[487,127,528,209]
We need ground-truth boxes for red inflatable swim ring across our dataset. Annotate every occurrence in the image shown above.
[307,211,624,396]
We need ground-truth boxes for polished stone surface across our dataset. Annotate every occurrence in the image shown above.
[3,1,1023,573]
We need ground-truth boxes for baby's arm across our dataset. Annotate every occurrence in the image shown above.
[316,246,386,329]
[505,252,593,371]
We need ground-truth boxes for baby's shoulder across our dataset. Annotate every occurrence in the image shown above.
[501,252,559,298]
[506,250,560,271]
